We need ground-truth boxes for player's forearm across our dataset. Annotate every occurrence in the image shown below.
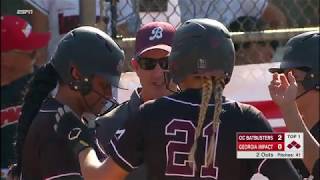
[280,103,319,172]
[79,148,128,180]
[79,148,110,180]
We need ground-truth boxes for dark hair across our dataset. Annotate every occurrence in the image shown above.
[14,63,60,175]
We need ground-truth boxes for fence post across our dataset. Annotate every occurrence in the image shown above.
[110,0,118,38]
[79,0,96,26]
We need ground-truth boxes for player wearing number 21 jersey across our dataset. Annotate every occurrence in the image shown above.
[106,19,300,180]
[107,89,300,180]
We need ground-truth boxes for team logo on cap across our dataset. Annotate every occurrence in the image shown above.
[149,27,163,41]
[22,23,32,38]
[22,24,32,37]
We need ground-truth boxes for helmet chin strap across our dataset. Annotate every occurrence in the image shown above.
[81,88,119,124]
[295,80,318,100]
[295,86,319,100]
[295,89,310,100]
[92,89,118,115]
[98,97,118,116]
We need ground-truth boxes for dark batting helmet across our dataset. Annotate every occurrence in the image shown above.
[269,31,319,91]
[50,26,126,93]
[168,18,235,84]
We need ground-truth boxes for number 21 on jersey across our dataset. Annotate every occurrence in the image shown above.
[165,119,219,179]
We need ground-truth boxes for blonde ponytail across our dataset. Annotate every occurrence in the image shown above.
[188,76,213,167]
[206,78,224,166]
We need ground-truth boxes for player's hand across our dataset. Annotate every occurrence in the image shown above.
[268,72,298,108]
[54,105,96,156]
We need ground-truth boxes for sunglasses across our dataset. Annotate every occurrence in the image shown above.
[137,57,169,70]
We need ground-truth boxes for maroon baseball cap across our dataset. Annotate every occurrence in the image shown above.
[135,21,176,57]
[1,15,50,52]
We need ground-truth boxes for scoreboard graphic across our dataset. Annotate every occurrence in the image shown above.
[236,132,304,159]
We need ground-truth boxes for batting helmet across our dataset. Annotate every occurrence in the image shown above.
[50,26,125,92]
[269,31,319,91]
[168,18,235,84]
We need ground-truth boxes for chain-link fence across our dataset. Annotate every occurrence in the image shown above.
[107,0,318,70]
[2,0,319,68]
[112,0,318,34]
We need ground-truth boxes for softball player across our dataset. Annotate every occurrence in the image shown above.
[9,26,124,179]
[269,31,319,180]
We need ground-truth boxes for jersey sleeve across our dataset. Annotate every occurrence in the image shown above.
[241,104,273,132]
[24,0,50,15]
[106,111,144,172]
[96,104,129,153]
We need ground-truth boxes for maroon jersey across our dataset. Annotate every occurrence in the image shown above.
[22,98,93,180]
[107,89,300,180]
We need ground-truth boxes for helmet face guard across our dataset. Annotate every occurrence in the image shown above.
[167,19,235,86]
[269,31,319,91]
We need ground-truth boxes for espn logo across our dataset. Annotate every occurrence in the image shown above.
[16,9,33,15]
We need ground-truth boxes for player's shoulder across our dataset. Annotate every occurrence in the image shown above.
[235,101,268,125]
[222,100,264,118]
[24,98,63,144]
[138,95,173,112]
[99,89,142,121]
[224,101,271,132]
[137,99,157,114]
[95,100,131,133]
[236,102,262,113]
[31,98,63,128]
[98,101,129,120]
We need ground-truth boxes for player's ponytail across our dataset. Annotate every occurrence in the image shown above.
[207,78,224,165]
[188,76,213,167]
[14,63,59,176]
[187,76,225,168]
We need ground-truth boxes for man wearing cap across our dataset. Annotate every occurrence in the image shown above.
[1,15,50,178]
[95,21,176,180]
[268,31,319,180]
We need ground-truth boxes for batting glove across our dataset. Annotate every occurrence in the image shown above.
[54,105,96,156]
